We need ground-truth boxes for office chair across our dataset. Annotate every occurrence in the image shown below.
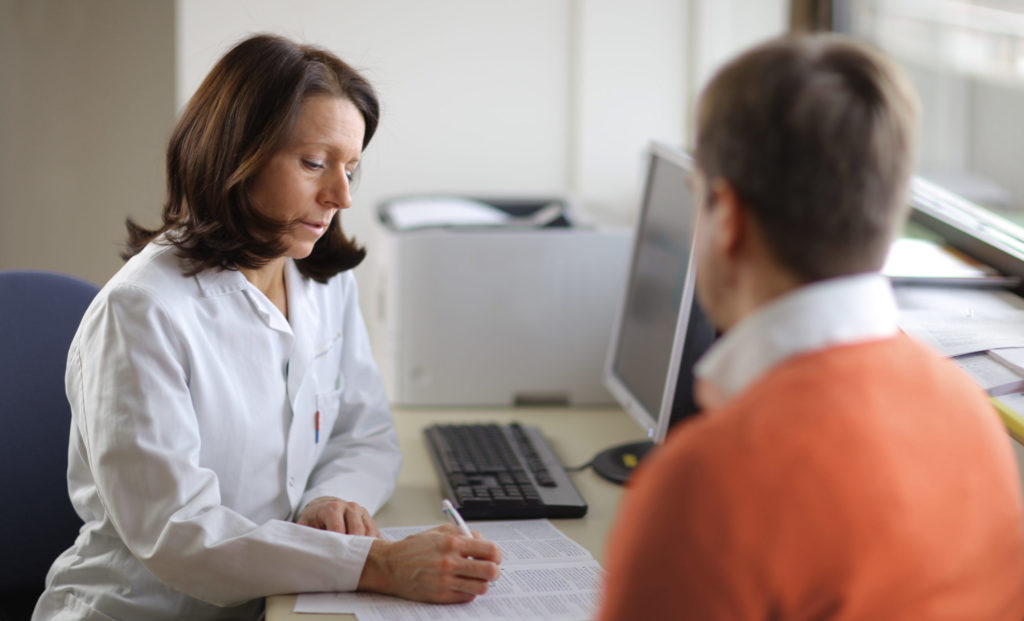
[0,270,99,620]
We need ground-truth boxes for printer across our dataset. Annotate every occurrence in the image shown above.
[371,196,632,406]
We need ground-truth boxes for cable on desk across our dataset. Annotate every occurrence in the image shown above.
[564,459,594,473]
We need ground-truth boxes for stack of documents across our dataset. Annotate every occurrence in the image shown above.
[895,285,1024,439]
[294,519,603,621]
[954,350,1024,396]
[381,197,567,231]
[897,311,1024,358]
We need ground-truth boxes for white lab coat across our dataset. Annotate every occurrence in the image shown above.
[33,239,402,621]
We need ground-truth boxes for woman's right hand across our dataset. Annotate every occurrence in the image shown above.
[356,524,502,603]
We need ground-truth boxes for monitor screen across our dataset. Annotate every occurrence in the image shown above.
[603,143,717,444]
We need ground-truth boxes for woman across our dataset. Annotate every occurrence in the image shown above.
[34,34,500,621]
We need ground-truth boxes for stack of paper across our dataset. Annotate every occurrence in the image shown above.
[382,197,567,231]
[981,350,1024,441]
[955,350,1024,396]
[897,310,1024,357]
[295,520,603,621]
[384,197,511,230]
[895,285,1024,438]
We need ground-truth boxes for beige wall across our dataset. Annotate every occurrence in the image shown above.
[0,0,175,286]
[175,0,693,228]
[174,0,697,327]
[0,0,788,291]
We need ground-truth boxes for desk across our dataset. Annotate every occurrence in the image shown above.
[266,406,645,621]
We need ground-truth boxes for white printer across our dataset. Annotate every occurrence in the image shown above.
[371,196,632,406]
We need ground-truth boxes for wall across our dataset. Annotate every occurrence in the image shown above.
[0,0,176,286]
[175,0,693,323]
[686,0,788,139]
[2,0,789,317]
[570,0,689,225]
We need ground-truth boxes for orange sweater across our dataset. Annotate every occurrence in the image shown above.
[600,334,1024,621]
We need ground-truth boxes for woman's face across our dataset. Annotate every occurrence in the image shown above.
[250,95,366,260]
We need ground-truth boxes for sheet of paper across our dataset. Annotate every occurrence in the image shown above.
[894,285,1024,315]
[993,392,1024,420]
[954,352,1024,395]
[898,309,1024,356]
[884,238,1002,280]
[294,520,603,621]
[295,561,604,621]
[988,348,1024,377]
[384,197,510,230]
[380,519,593,563]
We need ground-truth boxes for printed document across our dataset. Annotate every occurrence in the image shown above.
[955,351,1024,396]
[294,520,603,621]
[898,309,1024,356]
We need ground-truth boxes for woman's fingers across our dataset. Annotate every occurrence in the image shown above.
[297,497,379,536]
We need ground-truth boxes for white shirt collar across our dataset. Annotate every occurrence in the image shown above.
[694,272,899,401]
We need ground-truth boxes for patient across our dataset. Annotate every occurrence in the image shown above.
[600,33,1024,620]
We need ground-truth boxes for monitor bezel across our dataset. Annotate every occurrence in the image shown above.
[602,141,702,445]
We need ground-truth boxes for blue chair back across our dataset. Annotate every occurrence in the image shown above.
[0,270,99,596]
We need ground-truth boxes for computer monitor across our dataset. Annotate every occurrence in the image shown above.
[594,142,717,484]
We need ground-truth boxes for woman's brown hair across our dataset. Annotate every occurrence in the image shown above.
[124,33,379,283]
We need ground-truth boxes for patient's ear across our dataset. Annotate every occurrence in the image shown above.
[708,179,748,261]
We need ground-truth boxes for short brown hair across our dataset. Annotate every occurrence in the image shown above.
[695,34,918,281]
[124,33,380,283]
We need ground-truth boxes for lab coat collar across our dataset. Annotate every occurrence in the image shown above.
[284,259,322,403]
[195,265,297,332]
[284,259,322,338]
[194,258,323,401]
[154,229,249,298]
[194,265,249,297]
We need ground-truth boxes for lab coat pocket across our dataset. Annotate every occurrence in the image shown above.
[312,330,345,391]
[313,389,343,448]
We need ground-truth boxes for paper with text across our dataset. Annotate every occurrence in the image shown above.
[898,309,1024,356]
[955,351,1024,395]
[293,519,603,621]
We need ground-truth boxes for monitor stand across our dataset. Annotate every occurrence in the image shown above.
[591,441,654,485]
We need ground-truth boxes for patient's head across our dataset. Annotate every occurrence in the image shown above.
[695,33,919,282]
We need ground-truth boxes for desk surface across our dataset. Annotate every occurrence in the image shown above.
[266,406,645,621]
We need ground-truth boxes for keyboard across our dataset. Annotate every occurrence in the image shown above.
[423,422,588,520]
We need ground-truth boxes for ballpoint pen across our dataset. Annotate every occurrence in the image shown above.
[441,498,472,537]
[443,499,499,576]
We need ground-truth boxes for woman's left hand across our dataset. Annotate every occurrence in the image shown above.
[297,496,381,537]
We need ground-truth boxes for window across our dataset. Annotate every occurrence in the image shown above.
[834,0,1024,277]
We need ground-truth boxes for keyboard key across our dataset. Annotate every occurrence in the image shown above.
[535,471,555,487]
